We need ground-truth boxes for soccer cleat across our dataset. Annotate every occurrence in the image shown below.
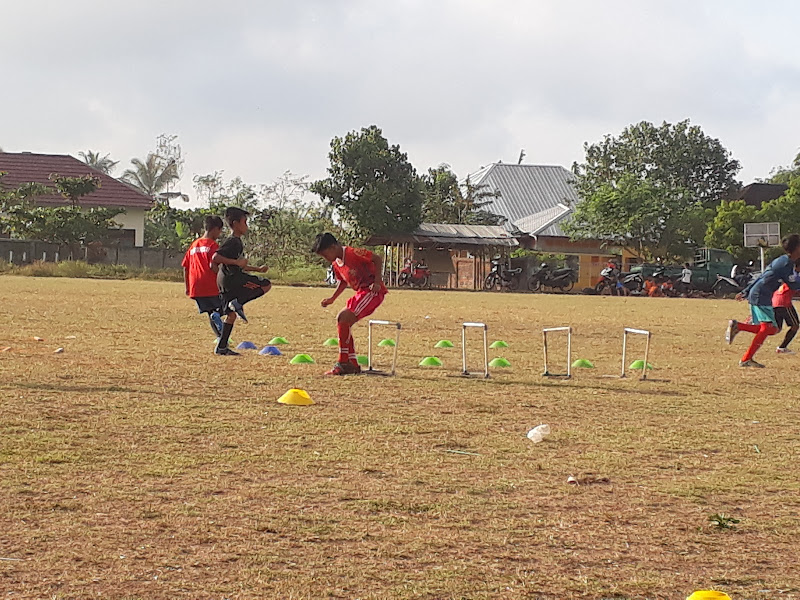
[725,320,739,345]
[739,359,765,368]
[776,347,795,354]
[215,346,241,356]
[229,299,248,323]
[325,361,359,376]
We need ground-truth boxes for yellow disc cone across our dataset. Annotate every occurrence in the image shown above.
[687,592,731,600]
[277,388,314,406]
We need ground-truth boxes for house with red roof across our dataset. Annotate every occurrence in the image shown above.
[0,152,153,247]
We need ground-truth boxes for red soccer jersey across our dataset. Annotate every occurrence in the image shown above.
[332,246,387,294]
[772,283,799,308]
[182,237,219,298]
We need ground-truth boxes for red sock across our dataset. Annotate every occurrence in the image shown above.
[737,322,760,333]
[742,323,778,362]
[347,336,358,365]
[337,321,351,364]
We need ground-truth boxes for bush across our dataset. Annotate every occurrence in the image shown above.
[0,260,182,282]
[0,260,326,285]
[269,264,327,285]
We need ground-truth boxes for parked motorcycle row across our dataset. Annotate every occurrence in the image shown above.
[327,255,754,297]
[484,257,578,293]
[593,261,757,298]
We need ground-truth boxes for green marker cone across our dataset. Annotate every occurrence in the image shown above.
[269,337,289,345]
[572,358,595,368]
[323,338,338,347]
[489,357,511,367]
[629,360,654,370]
[289,353,315,364]
[419,356,443,366]
[490,340,509,349]
[434,340,455,348]
[378,338,396,347]
[357,355,369,366]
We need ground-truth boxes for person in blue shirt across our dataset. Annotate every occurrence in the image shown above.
[726,234,800,367]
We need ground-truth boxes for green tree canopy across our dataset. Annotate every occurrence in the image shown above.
[49,173,101,208]
[421,165,503,225]
[566,119,741,260]
[122,153,180,198]
[706,174,800,261]
[0,173,121,245]
[311,125,423,237]
[768,151,800,185]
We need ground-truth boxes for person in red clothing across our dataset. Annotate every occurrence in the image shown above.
[182,215,225,338]
[312,232,386,375]
[772,258,800,354]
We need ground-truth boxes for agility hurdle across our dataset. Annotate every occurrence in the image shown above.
[621,327,651,380]
[461,322,490,378]
[366,319,401,376]
[542,326,572,378]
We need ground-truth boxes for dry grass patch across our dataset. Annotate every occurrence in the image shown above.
[1,276,799,599]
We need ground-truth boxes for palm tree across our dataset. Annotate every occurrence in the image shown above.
[121,153,180,199]
[78,150,119,175]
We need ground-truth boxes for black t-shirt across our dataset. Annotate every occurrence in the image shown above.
[216,236,244,292]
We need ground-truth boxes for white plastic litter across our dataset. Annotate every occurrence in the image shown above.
[526,424,551,443]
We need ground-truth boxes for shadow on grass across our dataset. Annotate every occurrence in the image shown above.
[399,371,688,398]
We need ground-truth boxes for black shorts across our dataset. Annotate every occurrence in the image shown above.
[774,305,799,330]
[194,296,222,314]
[221,274,270,312]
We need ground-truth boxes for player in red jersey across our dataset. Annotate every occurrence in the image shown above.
[182,215,225,338]
[312,232,386,375]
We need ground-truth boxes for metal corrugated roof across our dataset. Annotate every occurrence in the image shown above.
[512,203,573,236]
[469,163,579,236]
[366,223,518,247]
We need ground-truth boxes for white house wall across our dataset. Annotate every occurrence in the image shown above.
[113,207,146,247]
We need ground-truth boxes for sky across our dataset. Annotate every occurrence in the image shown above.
[1,0,799,206]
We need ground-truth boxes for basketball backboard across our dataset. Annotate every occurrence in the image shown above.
[744,222,781,248]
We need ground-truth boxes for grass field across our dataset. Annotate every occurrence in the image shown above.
[1,276,799,600]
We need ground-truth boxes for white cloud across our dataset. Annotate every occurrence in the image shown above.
[1,0,799,199]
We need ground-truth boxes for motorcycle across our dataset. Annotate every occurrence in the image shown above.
[528,262,578,292]
[398,258,431,288]
[594,265,620,295]
[711,263,758,298]
[484,257,522,291]
[620,271,644,294]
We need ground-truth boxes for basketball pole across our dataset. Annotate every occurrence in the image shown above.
[760,246,765,273]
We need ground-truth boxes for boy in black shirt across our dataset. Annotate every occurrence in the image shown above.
[211,207,271,355]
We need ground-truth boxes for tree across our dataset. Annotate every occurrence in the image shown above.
[123,134,183,200]
[311,125,423,237]
[49,173,101,208]
[768,151,800,185]
[122,154,180,199]
[78,150,118,175]
[567,119,741,260]
[0,173,121,245]
[421,165,462,222]
[458,175,504,225]
[705,175,800,261]
[144,203,214,250]
[420,165,504,225]
[192,171,259,213]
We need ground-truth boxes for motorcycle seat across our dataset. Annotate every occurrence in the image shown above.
[552,268,572,277]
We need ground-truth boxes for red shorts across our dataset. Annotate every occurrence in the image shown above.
[346,290,385,320]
